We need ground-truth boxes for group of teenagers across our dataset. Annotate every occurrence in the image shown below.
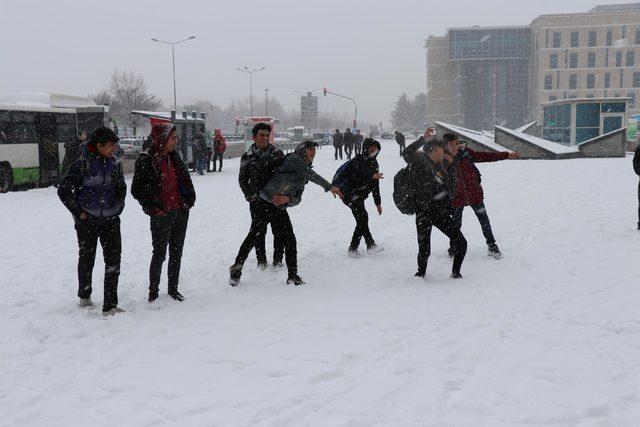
[331,128,366,160]
[57,121,517,316]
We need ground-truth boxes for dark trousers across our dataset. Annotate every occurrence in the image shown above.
[347,199,375,250]
[234,200,297,274]
[637,181,640,227]
[149,209,189,295]
[398,143,405,156]
[416,209,467,275]
[75,216,121,311]
[354,144,362,155]
[345,145,353,159]
[213,153,223,171]
[334,146,343,160]
[452,202,496,245]
[235,201,285,267]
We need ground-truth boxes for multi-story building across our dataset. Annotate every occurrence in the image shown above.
[426,3,640,135]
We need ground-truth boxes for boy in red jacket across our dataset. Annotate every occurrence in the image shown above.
[212,129,226,172]
[443,132,518,259]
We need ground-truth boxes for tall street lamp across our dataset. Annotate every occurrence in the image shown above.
[151,35,196,112]
[236,66,266,116]
[265,88,269,116]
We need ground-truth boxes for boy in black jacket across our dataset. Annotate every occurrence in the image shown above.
[58,127,126,316]
[333,138,384,255]
[403,129,467,279]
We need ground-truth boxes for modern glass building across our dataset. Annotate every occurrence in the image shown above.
[542,98,628,145]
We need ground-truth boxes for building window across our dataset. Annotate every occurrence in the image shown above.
[628,92,636,108]
[569,53,578,68]
[587,73,595,89]
[553,32,561,48]
[545,75,553,90]
[636,28,640,45]
[571,31,579,47]
[616,51,623,67]
[589,31,597,47]
[627,50,635,66]
[569,74,578,89]
[633,72,640,87]
[588,52,596,68]
[550,53,558,69]
[605,73,611,88]
[607,29,613,46]
[549,95,557,101]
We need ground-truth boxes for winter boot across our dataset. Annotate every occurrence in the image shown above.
[257,262,268,271]
[367,243,384,254]
[229,264,242,286]
[347,247,362,258]
[78,297,94,307]
[487,243,502,259]
[148,291,159,303]
[102,307,125,317]
[414,271,426,278]
[450,272,463,279]
[286,272,305,286]
[169,290,185,301]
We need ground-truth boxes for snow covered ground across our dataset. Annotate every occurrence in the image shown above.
[2,141,640,426]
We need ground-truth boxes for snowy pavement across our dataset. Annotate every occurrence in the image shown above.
[1,142,640,426]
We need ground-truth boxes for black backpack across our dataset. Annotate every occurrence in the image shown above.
[393,162,419,215]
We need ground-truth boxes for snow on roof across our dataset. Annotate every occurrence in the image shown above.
[435,121,512,152]
[495,126,579,154]
[131,110,205,122]
[0,92,99,109]
[515,121,537,133]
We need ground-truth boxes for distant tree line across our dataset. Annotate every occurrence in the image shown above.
[390,92,427,133]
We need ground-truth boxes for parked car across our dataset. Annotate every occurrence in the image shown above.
[118,138,144,159]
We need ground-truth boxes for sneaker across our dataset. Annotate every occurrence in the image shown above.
[347,248,362,258]
[78,297,93,307]
[169,291,185,301]
[102,307,125,316]
[286,274,305,286]
[257,262,268,271]
[272,262,284,270]
[148,291,159,303]
[414,271,426,278]
[367,244,384,254]
[229,264,242,286]
[488,243,502,259]
[450,272,463,279]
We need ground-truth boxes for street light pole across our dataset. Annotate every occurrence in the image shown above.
[322,88,358,128]
[151,35,196,112]
[235,66,266,116]
[265,88,269,116]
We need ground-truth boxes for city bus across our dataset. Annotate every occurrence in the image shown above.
[0,92,108,192]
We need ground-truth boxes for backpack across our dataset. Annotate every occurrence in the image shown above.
[393,162,419,215]
[332,158,353,185]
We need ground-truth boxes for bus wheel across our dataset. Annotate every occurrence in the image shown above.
[0,161,13,193]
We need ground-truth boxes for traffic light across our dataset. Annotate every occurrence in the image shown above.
[323,87,328,96]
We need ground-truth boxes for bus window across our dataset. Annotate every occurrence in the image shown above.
[13,122,37,143]
[0,118,9,144]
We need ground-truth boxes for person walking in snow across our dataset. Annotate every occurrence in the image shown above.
[403,128,467,279]
[634,143,640,230]
[60,130,88,180]
[395,131,406,157]
[442,132,518,259]
[57,126,126,316]
[332,138,383,256]
[229,123,286,287]
[258,140,344,285]
[343,128,355,159]
[212,129,227,172]
[354,129,364,155]
[131,123,196,302]
[333,129,344,160]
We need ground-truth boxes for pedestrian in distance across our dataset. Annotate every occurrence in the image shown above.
[354,129,364,155]
[212,129,226,172]
[442,132,518,259]
[399,128,467,279]
[229,123,286,287]
[57,126,126,316]
[333,129,344,160]
[395,131,406,157]
[344,128,355,159]
[131,123,196,302]
[60,129,88,181]
[332,137,384,256]
[259,140,344,285]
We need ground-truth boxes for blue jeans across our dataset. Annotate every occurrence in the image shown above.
[452,201,496,245]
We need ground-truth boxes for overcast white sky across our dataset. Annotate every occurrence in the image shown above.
[1,0,604,125]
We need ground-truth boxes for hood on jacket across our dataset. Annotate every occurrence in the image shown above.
[294,140,318,156]
[362,138,381,158]
[150,123,176,154]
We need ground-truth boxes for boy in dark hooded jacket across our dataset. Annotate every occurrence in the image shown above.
[259,140,343,285]
[333,138,383,255]
[58,126,126,316]
[131,123,196,302]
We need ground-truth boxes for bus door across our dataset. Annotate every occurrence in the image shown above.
[35,113,59,184]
